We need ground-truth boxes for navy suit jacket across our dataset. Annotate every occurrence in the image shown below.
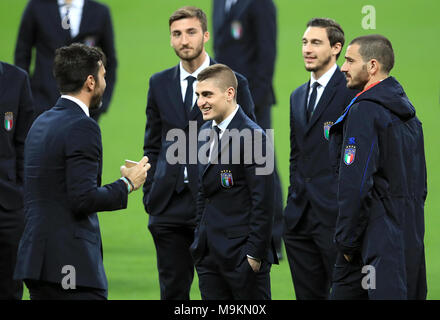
[14,0,117,117]
[14,98,128,290]
[143,58,255,223]
[0,62,34,211]
[284,67,357,230]
[213,0,277,107]
[190,107,278,269]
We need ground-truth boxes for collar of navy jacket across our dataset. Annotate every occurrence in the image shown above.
[54,96,91,117]
[293,66,345,135]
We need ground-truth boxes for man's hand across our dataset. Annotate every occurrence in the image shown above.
[247,257,262,273]
[120,156,150,191]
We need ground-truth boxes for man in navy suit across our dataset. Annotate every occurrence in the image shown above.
[191,63,277,299]
[0,62,34,300]
[143,6,255,300]
[212,0,284,259]
[329,35,427,300]
[14,43,149,300]
[283,18,356,299]
[15,0,117,121]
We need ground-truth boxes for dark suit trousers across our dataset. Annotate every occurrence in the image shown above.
[148,185,195,300]
[25,280,107,300]
[196,247,271,300]
[330,253,368,300]
[283,204,337,299]
[254,103,284,255]
[0,208,24,300]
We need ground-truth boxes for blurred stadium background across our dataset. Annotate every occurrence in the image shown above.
[0,0,439,299]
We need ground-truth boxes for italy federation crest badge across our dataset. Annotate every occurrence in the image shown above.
[230,21,243,40]
[323,121,334,140]
[83,36,96,47]
[4,112,13,131]
[344,145,356,165]
[220,170,234,188]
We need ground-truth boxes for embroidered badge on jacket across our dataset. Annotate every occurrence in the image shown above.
[344,145,356,165]
[4,112,13,131]
[230,21,242,40]
[323,121,334,140]
[220,170,234,188]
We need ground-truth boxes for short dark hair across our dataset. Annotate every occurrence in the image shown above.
[307,18,345,59]
[349,34,395,74]
[169,6,207,33]
[53,43,106,94]
[197,64,238,94]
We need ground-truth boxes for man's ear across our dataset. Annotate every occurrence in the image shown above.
[226,87,235,102]
[85,75,95,92]
[204,31,210,44]
[332,42,342,58]
[368,59,380,75]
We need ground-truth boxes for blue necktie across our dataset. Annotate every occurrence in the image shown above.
[307,82,320,122]
[184,76,196,112]
[210,125,222,164]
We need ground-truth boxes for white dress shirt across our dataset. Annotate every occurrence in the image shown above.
[180,53,210,183]
[61,95,90,117]
[307,63,338,112]
[179,53,211,106]
[58,0,84,38]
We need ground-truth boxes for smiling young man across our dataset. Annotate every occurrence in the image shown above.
[142,7,255,300]
[190,64,277,300]
[328,35,427,300]
[283,18,357,300]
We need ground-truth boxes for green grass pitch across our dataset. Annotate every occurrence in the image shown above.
[0,0,439,299]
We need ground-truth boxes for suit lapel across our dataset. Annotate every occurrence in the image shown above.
[188,100,201,122]
[0,63,6,100]
[292,84,309,133]
[305,68,342,133]
[167,65,189,125]
[77,0,91,37]
[213,0,227,34]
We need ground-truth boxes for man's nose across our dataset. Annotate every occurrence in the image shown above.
[197,96,204,107]
[341,62,348,72]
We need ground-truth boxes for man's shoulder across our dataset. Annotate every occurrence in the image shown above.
[0,62,28,81]
[149,65,178,83]
[290,82,308,99]
[88,0,111,13]
[349,99,386,121]
[40,104,99,132]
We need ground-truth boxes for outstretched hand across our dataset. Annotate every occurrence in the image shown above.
[120,156,150,191]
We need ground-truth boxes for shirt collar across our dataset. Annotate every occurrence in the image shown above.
[57,0,84,9]
[212,104,240,132]
[310,63,337,88]
[179,53,210,81]
[61,95,90,117]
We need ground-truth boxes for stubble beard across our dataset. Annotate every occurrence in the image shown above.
[305,53,332,73]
